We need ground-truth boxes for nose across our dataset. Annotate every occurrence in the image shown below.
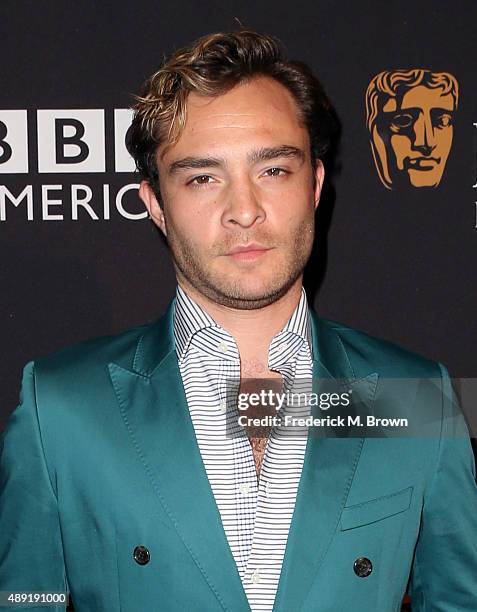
[412,112,436,156]
[221,177,266,229]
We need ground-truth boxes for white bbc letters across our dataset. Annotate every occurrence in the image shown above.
[0,110,29,173]
[37,110,106,173]
[114,109,135,172]
[0,109,137,174]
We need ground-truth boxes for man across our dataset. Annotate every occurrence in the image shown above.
[365,68,458,189]
[1,31,476,612]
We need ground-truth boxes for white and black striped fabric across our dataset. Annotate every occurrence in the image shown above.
[173,285,313,611]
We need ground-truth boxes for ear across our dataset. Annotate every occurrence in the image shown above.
[138,181,167,236]
[313,159,325,210]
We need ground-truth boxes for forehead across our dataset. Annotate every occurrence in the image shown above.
[158,76,309,161]
[383,85,455,112]
[401,85,454,110]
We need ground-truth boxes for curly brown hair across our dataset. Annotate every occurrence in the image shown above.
[126,30,336,202]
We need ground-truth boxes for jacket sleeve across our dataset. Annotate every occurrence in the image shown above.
[407,363,477,611]
[0,362,67,611]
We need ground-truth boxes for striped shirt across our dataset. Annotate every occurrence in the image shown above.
[173,285,313,611]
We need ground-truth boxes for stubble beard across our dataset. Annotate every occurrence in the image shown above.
[165,216,315,310]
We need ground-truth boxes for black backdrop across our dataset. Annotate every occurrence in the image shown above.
[1,0,476,434]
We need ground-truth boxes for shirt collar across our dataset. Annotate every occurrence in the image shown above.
[173,285,313,363]
[173,285,219,362]
[268,287,313,369]
[282,286,312,346]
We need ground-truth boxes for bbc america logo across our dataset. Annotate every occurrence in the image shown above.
[0,109,134,173]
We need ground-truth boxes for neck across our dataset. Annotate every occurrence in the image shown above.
[177,278,304,370]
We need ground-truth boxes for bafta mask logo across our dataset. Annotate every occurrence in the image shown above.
[365,69,459,189]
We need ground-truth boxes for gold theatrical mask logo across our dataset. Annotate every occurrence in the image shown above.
[365,69,458,189]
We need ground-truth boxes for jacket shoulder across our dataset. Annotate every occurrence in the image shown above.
[34,321,152,379]
[316,315,442,379]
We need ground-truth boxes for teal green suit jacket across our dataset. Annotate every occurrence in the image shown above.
[1,302,476,611]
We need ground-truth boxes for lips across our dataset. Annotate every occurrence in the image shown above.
[227,243,269,255]
[225,243,272,261]
[406,157,440,171]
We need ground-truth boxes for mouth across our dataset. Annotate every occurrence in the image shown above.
[225,243,273,262]
[406,157,440,171]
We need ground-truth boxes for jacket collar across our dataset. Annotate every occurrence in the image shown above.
[131,300,175,377]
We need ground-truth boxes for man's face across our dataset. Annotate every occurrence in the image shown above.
[373,85,455,188]
[140,76,324,309]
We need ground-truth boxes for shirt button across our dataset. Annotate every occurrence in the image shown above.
[219,400,227,413]
[265,482,273,498]
[216,341,228,353]
[251,568,261,584]
[239,483,250,496]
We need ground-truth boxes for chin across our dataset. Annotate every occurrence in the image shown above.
[208,272,300,309]
[408,171,443,188]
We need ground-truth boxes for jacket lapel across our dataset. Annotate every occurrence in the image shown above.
[109,303,250,612]
[273,312,378,611]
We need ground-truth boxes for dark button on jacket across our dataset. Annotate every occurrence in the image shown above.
[353,556,373,577]
[133,545,150,566]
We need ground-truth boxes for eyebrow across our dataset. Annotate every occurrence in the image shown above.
[395,105,455,113]
[167,145,305,175]
[248,145,305,165]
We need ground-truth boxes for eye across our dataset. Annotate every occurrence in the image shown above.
[434,113,452,128]
[264,167,288,177]
[389,113,414,132]
[188,175,214,187]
